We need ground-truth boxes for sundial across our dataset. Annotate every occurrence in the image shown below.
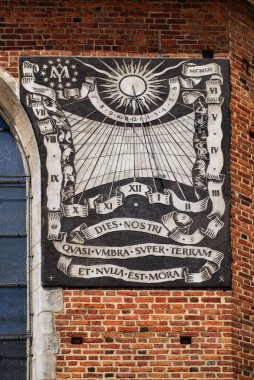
[19,57,231,287]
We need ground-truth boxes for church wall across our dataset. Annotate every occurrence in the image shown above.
[0,1,253,379]
[229,0,254,378]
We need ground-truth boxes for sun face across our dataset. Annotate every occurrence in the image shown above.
[119,75,147,97]
[75,58,189,114]
[78,59,181,113]
[98,59,167,113]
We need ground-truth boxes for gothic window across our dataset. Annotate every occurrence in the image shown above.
[0,116,30,379]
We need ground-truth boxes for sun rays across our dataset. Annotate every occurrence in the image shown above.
[75,58,188,113]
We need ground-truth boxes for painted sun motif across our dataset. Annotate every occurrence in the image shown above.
[99,60,167,113]
[77,59,187,113]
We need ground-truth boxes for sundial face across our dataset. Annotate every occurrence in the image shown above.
[19,57,231,288]
[119,75,147,96]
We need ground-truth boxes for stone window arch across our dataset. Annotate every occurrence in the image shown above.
[0,68,63,380]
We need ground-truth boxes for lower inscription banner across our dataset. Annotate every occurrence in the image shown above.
[19,57,231,287]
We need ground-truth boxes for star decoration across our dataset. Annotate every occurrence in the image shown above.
[38,59,80,92]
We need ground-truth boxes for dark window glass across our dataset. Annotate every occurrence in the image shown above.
[0,341,26,380]
[0,237,26,285]
[0,118,25,177]
[0,183,26,234]
[0,116,28,378]
[0,288,27,334]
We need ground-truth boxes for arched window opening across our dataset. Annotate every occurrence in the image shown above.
[0,116,30,379]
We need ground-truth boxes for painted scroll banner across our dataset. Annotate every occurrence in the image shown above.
[57,261,216,284]
[19,57,231,287]
[60,182,208,217]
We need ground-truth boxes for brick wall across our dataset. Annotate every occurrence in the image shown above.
[0,0,253,379]
[0,0,228,54]
[229,1,254,379]
[0,0,229,77]
[55,290,234,379]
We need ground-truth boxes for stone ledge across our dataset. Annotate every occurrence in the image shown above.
[32,334,59,355]
[33,287,64,315]
[33,354,56,380]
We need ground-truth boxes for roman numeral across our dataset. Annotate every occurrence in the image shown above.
[210,87,218,94]
[51,175,59,182]
[104,203,113,210]
[212,190,220,196]
[45,135,56,143]
[211,147,219,154]
[128,184,142,192]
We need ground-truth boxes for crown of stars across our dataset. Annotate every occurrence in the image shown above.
[39,58,79,89]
